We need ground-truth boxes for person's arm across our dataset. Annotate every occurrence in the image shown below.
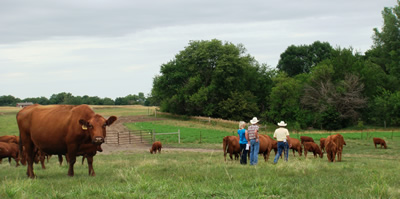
[245,130,249,143]
[286,135,292,148]
[255,129,259,142]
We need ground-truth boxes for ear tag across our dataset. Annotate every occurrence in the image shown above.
[82,125,88,130]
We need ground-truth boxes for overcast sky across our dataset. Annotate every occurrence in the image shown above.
[0,0,397,100]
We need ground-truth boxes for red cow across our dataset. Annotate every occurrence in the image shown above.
[325,135,337,162]
[0,135,19,144]
[303,142,323,158]
[258,135,273,162]
[150,141,162,154]
[319,138,326,152]
[289,138,302,156]
[17,104,117,178]
[373,137,387,149]
[0,142,20,166]
[223,136,240,161]
[300,136,315,144]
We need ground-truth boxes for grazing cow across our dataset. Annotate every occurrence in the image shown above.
[303,142,323,158]
[0,135,19,144]
[289,138,302,156]
[17,104,117,178]
[373,137,387,149]
[258,135,273,162]
[333,134,346,162]
[0,142,20,166]
[300,136,315,144]
[222,136,240,161]
[150,141,162,154]
[319,138,326,152]
[325,135,337,162]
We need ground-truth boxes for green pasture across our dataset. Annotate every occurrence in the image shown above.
[1,138,400,198]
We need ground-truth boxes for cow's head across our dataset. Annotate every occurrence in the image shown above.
[79,115,117,145]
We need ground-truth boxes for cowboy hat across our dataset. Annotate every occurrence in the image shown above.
[277,121,287,127]
[250,117,260,124]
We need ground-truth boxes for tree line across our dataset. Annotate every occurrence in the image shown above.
[149,2,400,130]
[0,92,149,106]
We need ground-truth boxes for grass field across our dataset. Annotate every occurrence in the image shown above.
[1,105,400,198]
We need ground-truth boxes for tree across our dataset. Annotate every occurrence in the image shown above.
[151,39,268,120]
[277,41,333,76]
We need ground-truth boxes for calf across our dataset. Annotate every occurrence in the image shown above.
[300,136,315,144]
[303,142,323,158]
[373,137,387,149]
[0,142,20,166]
[150,141,162,154]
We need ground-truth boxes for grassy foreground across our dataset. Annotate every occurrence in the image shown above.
[1,138,400,198]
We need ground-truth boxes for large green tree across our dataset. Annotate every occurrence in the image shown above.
[277,41,333,76]
[151,39,269,120]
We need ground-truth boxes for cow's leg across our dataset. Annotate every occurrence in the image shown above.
[304,150,307,158]
[67,145,79,177]
[374,143,377,149]
[87,156,95,176]
[292,149,295,157]
[58,155,63,166]
[24,141,36,178]
[82,156,86,165]
[40,153,46,169]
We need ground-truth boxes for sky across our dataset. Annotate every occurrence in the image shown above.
[0,0,397,100]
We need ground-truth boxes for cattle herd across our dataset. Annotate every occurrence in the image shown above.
[222,134,389,163]
[0,104,391,178]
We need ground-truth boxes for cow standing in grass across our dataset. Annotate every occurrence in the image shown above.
[373,137,387,149]
[150,141,162,154]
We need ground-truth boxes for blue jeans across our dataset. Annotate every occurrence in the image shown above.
[274,141,289,163]
[249,139,259,165]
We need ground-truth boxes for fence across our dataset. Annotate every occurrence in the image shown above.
[105,129,153,145]
[105,129,181,145]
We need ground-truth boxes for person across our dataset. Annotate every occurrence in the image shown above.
[246,117,260,165]
[273,121,292,164]
[237,121,248,165]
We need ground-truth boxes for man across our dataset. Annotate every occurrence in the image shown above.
[246,117,260,165]
[273,121,292,164]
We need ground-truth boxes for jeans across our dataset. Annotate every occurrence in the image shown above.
[274,141,289,163]
[240,144,248,164]
[249,139,259,165]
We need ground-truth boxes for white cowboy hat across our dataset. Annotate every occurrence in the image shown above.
[250,117,260,124]
[277,121,287,127]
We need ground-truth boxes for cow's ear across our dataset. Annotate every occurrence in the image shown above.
[79,119,89,130]
[106,116,117,126]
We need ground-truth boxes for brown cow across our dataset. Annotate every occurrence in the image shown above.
[150,141,162,154]
[334,134,346,162]
[223,136,240,161]
[373,137,387,149]
[0,142,20,166]
[303,142,323,158]
[289,138,302,156]
[300,136,315,144]
[258,135,273,162]
[319,138,326,152]
[0,135,19,144]
[17,104,117,178]
[325,135,337,162]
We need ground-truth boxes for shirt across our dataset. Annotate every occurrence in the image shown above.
[273,127,289,141]
[248,124,259,140]
[237,129,247,144]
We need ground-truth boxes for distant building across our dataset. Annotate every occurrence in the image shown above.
[16,102,33,108]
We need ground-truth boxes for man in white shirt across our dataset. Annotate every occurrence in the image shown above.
[273,121,292,164]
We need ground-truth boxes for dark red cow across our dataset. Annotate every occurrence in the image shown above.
[303,142,323,158]
[223,136,240,161]
[373,137,387,149]
[17,104,117,178]
[300,136,315,144]
[0,135,19,144]
[289,138,302,156]
[0,142,20,166]
[150,141,162,154]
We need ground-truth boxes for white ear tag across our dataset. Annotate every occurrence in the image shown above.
[82,125,88,130]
